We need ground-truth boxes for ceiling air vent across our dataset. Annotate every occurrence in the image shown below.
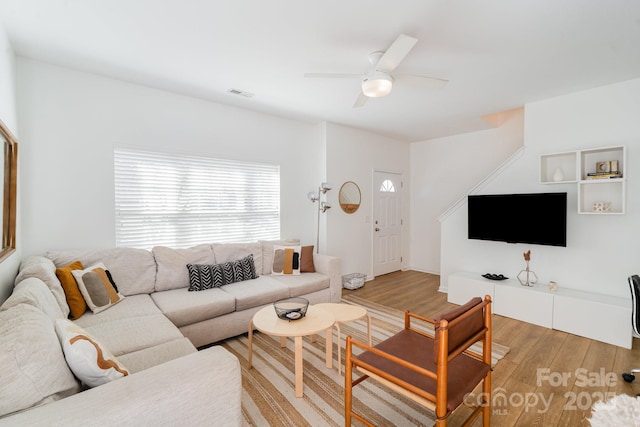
[227,88,255,98]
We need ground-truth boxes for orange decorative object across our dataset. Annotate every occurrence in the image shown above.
[523,250,531,261]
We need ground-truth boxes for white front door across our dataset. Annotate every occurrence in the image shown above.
[373,171,402,277]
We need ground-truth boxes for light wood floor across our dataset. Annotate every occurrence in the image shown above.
[343,270,640,426]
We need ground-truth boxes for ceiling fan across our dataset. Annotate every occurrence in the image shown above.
[304,34,448,108]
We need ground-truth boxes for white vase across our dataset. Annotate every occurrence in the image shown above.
[552,167,564,182]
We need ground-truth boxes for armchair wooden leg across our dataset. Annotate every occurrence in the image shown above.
[482,372,492,426]
[345,336,353,426]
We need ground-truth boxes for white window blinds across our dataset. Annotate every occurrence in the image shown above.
[114,148,280,249]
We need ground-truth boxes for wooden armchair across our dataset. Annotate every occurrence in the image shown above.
[345,296,492,426]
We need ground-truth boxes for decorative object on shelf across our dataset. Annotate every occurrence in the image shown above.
[548,281,558,292]
[586,172,623,180]
[517,250,538,287]
[589,160,622,179]
[274,297,309,321]
[552,167,564,182]
[592,201,612,212]
[307,182,332,253]
[596,160,611,173]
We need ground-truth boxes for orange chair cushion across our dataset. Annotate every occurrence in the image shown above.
[356,329,490,413]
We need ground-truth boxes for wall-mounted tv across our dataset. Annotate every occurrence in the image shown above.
[468,192,567,247]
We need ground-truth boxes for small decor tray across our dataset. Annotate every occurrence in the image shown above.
[482,273,508,281]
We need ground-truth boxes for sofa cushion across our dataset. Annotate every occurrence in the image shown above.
[2,347,242,426]
[271,245,301,275]
[83,314,184,357]
[151,287,236,327]
[55,319,129,388]
[260,239,300,275]
[55,260,87,320]
[212,241,263,276]
[47,247,157,296]
[270,272,330,298]
[220,275,289,311]
[0,277,64,321]
[72,263,125,314]
[116,337,197,374]
[153,244,215,292]
[15,256,70,318]
[0,304,80,418]
[73,294,162,329]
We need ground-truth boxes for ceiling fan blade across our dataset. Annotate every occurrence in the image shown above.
[353,92,368,108]
[395,74,449,89]
[375,34,418,73]
[304,72,361,79]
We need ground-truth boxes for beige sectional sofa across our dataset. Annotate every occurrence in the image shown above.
[0,239,341,424]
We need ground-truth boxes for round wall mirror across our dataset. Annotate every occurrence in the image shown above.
[339,181,361,214]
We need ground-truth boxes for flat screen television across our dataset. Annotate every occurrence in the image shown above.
[468,192,567,247]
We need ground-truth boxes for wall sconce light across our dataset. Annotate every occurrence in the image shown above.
[308,182,332,252]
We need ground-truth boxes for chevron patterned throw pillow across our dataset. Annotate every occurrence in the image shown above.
[187,254,257,291]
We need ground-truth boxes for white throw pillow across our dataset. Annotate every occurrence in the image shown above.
[72,263,125,314]
[261,239,300,274]
[55,319,129,388]
[271,245,302,276]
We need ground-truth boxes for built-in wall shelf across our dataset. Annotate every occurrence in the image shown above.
[540,150,577,183]
[448,271,632,348]
[540,145,626,214]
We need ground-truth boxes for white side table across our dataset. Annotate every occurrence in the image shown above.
[315,303,371,375]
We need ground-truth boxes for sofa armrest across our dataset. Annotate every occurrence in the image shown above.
[313,253,342,302]
[0,346,242,427]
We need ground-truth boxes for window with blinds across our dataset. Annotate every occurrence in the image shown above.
[114,148,280,249]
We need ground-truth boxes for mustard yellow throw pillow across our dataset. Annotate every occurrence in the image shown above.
[55,261,86,320]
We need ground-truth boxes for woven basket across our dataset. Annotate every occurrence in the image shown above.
[342,273,366,290]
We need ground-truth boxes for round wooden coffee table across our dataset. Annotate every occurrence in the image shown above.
[315,303,371,375]
[248,305,335,397]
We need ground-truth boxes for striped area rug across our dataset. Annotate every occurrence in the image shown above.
[219,295,509,426]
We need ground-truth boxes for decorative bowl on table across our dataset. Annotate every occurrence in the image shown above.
[274,297,309,321]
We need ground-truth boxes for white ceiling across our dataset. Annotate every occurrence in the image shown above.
[1,0,640,142]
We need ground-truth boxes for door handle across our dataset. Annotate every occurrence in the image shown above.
[375,227,380,232]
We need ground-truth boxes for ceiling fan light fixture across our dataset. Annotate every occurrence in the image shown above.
[362,72,393,97]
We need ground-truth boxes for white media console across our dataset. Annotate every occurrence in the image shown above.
[448,271,632,349]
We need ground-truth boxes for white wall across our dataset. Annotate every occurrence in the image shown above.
[16,58,325,256]
[410,109,524,274]
[441,78,640,299]
[325,122,409,278]
[0,23,20,303]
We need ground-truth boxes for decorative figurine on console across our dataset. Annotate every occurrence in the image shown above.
[517,250,538,287]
